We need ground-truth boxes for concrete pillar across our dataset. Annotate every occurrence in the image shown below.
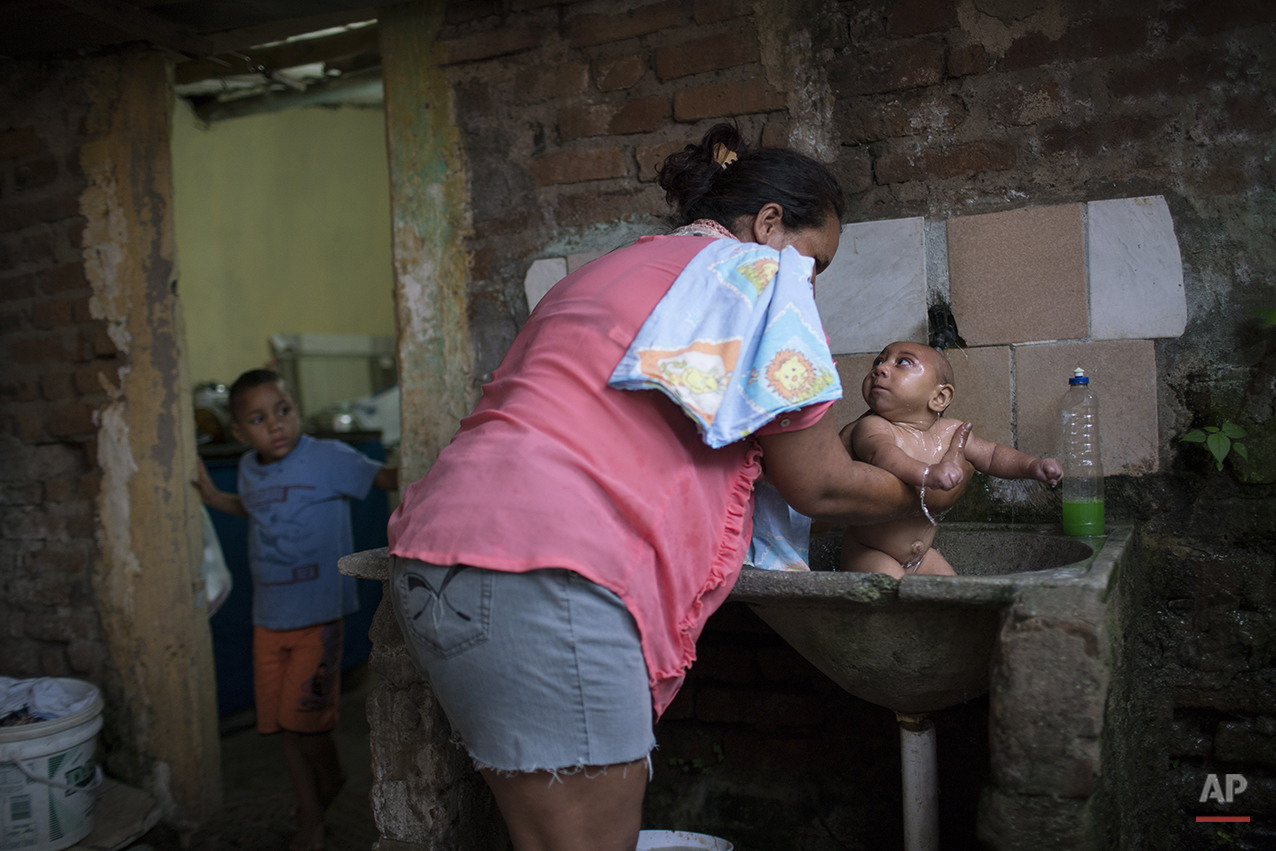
[80,48,222,827]
[371,3,504,848]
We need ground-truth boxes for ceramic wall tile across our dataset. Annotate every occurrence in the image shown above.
[1014,340,1159,475]
[524,257,567,311]
[816,217,927,356]
[948,203,1088,345]
[1087,196,1186,340]
[946,345,1013,448]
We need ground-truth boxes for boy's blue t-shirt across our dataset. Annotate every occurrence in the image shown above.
[238,434,381,630]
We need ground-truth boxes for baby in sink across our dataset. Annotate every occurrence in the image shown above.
[839,341,1062,577]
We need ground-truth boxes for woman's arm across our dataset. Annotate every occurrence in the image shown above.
[757,412,972,525]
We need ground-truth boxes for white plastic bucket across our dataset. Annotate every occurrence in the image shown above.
[636,830,734,850]
[0,679,104,851]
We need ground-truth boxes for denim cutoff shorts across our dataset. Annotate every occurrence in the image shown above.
[389,557,656,774]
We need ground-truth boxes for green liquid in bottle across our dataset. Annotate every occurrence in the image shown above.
[1062,499,1105,537]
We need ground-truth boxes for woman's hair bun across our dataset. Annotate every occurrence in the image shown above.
[656,123,844,232]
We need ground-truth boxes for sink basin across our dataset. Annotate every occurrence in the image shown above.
[728,523,1121,714]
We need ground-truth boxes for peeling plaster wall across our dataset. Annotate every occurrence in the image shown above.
[0,46,220,829]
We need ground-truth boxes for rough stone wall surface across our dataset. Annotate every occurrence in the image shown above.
[418,0,1276,847]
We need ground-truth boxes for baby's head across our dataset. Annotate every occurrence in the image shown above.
[861,341,954,421]
[228,369,301,464]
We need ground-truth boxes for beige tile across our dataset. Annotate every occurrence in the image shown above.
[827,354,876,433]
[945,345,1013,448]
[947,203,1088,345]
[1013,340,1159,475]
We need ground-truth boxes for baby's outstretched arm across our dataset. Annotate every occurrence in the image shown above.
[964,435,1063,486]
[848,416,966,490]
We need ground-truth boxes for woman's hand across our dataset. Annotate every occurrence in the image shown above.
[757,412,973,525]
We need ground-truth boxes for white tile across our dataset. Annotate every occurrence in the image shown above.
[816,217,928,355]
[567,251,607,273]
[524,257,568,311]
[1087,196,1186,340]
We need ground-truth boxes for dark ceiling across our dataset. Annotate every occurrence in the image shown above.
[0,0,379,59]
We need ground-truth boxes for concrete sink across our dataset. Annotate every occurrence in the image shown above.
[728,522,1123,714]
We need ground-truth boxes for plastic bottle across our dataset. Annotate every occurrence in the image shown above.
[1061,367,1104,536]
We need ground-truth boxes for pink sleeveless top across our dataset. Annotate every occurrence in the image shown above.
[387,234,829,717]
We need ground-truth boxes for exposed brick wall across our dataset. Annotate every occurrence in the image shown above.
[425,0,1275,846]
[0,61,112,686]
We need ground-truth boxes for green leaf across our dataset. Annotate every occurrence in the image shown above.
[1221,421,1247,439]
[1254,307,1276,327]
[1206,432,1231,469]
[1233,443,1248,460]
[1204,426,1221,433]
[1181,430,1208,443]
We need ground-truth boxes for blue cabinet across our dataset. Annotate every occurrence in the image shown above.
[201,435,389,717]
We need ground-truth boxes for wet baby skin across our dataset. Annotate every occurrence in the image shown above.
[839,341,1063,578]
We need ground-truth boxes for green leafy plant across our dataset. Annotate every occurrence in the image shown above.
[1254,307,1276,327]
[1181,421,1248,470]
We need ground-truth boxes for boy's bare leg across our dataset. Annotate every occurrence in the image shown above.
[480,759,646,851]
[839,534,906,577]
[915,547,956,576]
[283,730,345,851]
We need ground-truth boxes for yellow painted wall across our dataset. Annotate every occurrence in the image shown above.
[171,99,395,386]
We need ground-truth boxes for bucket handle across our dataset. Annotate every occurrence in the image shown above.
[2,759,103,793]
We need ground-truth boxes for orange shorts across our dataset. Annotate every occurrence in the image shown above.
[253,620,343,734]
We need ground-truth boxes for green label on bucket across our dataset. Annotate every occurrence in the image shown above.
[1062,500,1105,536]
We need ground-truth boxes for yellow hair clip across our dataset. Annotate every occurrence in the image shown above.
[712,143,738,169]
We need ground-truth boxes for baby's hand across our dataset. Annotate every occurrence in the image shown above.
[1033,457,1063,487]
[923,460,965,491]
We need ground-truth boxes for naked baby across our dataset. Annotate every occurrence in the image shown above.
[840,341,1063,577]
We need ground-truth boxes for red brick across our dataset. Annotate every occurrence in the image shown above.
[527,146,627,186]
[66,639,106,675]
[1223,95,1276,134]
[0,378,37,403]
[1000,17,1147,72]
[1041,116,1162,157]
[443,0,501,25]
[40,263,87,294]
[515,61,589,103]
[25,610,95,643]
[63,217,86,249]
[673,77,786,121]
[41,371,74,401]
[568,1,686,48]
[559,104,615,141]
[1,507,66,541]
[14,154,57,192]
[655,31,760,81]
[90,326,116,358]
[10,337,70,363]
[43,479,78,503]
[45,403,95,437]
[839,92,966,142]
[0,228,55,266]
[948,43,988,77]
[761,121,790,148]
[74,364,116,395]
[70,296,93,324]
[509,0,559,9]
[40,648,70,677]
[0,128,42,161]
[30,298,73,330]
[1,273,38,301]
[0,481,42,505]
[1165,0,1276,43]
[1107,54,1223,100]
[637,138,692,182]
[694,0,751,25]
[65,514,95,539]
[874,139,1017,183]
[0,196,81,234]
[830,40,945,97]
[833,147,874,195]
[77,471,101,500]
[693,643,755,683]
[596,53,649,92]
[1185,157,1251,196]
[607,96,669,134]
[12,411,42,439]
[444,23,542,64]
[556,185,667,228]
[989,81,1063,127]
[888,0,958,37]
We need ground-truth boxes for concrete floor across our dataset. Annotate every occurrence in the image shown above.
[141,665,381,851]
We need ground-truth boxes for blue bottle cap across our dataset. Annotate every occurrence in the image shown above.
[1069,367,1089,385]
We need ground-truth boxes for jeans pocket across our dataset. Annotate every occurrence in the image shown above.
[393,562,493,658]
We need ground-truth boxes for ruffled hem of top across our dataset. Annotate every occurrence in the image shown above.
[658,439,764,689]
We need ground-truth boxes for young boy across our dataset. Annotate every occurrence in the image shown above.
[194,369,397,851]
[840,341,1062,577]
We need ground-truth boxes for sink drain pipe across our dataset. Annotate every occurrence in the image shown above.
[897,712,938,851]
